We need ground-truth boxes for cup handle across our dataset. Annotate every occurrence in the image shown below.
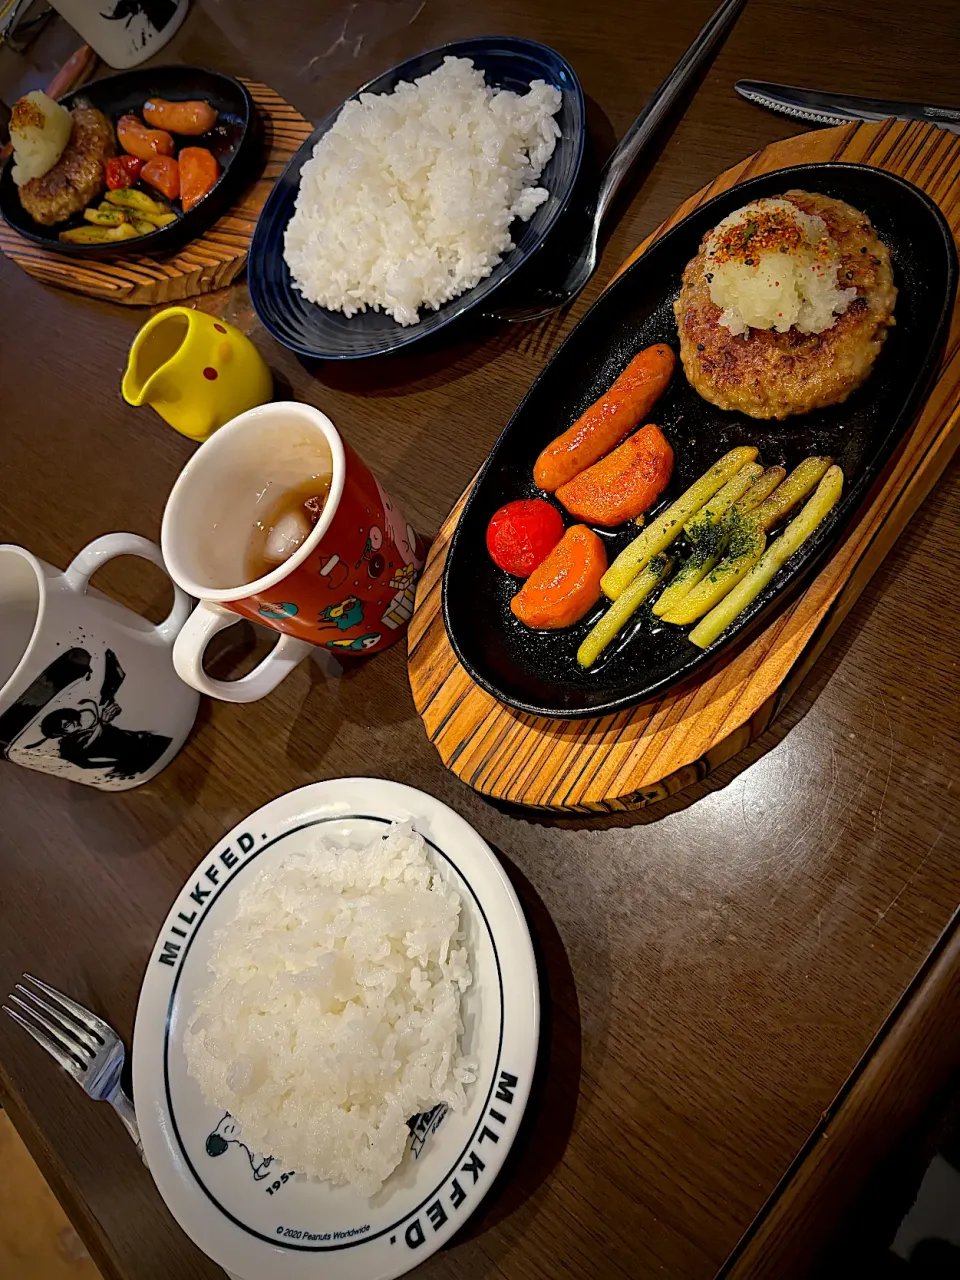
[63,533,192,644]
[172,600,314,703]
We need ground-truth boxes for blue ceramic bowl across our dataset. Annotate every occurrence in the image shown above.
[248,37,585,359]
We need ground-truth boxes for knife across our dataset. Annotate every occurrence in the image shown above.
[735,79,960,135]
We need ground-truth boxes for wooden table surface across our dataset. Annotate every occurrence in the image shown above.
[1,2,959,1278]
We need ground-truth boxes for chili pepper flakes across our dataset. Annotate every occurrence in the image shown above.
[707,207,804,264]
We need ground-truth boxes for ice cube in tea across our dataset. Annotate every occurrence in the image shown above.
[245,474,332,581]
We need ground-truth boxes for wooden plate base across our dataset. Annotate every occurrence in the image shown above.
[408,119,960,813]
[0,80,313,306]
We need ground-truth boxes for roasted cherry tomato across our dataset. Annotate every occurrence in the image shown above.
[486,499,565,577]
[105,154,144,189]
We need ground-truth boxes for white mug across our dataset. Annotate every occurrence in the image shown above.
[0,535,199,791]
[48,0,189,69]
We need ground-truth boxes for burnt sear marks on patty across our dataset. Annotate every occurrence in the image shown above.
[674,191,897,420]
[18,108,116,227]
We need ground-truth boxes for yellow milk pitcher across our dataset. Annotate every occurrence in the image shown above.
[122,307,273,442]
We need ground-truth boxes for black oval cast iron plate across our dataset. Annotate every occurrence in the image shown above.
[0,66,259,257]
[442,163,958,719]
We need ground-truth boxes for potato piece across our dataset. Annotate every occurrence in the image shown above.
[130,217,158,236]
[59,222,139,244]
[83,206,128,226]
[682,462,763,537]
[753,456,832,531]
[104,187,168,215]
[135,209,176,227]
[735,465,787,513]
[578,555,672,668]
[653,463,765,618]
[660,512,766,625]
[653,535,723,618]
[689,465,844,648]
[601,446,759,600]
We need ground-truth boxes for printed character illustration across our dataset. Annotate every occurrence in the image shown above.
[407,1104,448,1160]
[205,1113,274,1181]
[318,553,349,592]
[258,601,299,620]
[355,525,385,579]
[101,1,180,37]
[2,648,170,782]
[318,595,364,632]
[377,481,426,575]
[325,633,381,653]
[381,564,419,630]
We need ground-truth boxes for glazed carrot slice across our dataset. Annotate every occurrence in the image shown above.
[141,155,180,201]
[533,344,676,492]
[556,423,674,527]
[179,146,220,211]
[511,525,607,630]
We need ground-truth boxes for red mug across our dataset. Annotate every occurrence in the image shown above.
[161,402,426,702]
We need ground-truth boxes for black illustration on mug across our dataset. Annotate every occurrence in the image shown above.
[0,646,170,782]
[102,0,180,34]
[205,1112,275,1181]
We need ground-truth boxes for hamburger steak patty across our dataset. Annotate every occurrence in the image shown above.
[674,191,897,420]
[18,107,115,227]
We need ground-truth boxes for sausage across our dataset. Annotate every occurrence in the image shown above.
[510,525,607,629]
[556,424,674,526]
[143,98,219,135]
[117,115,174,161]
[534,344,676,492]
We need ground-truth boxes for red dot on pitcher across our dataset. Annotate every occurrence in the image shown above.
[203,366,218,380]
[214,323,227,333]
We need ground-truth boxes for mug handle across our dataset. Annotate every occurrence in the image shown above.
[63,533,192,644]
[172,599,314,703]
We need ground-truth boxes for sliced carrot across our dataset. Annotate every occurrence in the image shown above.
[510,525,607,630]
[556,424,674,527]
[179,146,219,211]
[533,344,676,492]
[141,155,180,201]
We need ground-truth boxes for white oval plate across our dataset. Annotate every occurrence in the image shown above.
[132,778,539,1280]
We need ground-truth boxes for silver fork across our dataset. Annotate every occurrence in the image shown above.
[487,0,748,323]
[2,974,143,1158]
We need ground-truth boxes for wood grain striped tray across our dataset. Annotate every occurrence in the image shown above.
[407,119,960,813]
[0,81,313,306]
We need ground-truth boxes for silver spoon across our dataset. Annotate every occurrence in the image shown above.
[488,0,748,324]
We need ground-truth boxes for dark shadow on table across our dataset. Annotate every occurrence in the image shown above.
[443,846,582,1246]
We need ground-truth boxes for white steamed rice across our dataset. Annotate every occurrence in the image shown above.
[283,56,562,325]
[183,821,474,1196]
